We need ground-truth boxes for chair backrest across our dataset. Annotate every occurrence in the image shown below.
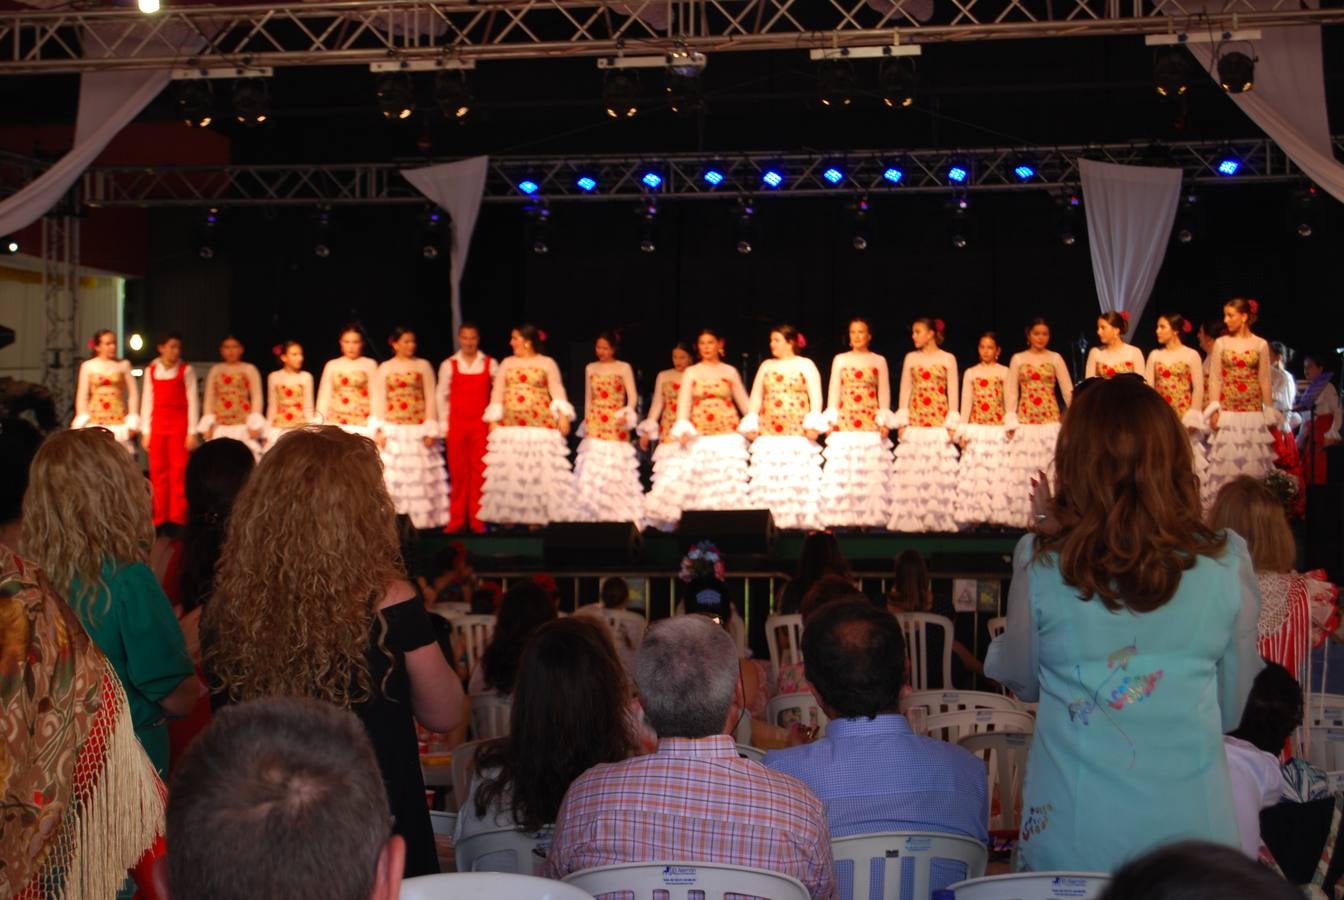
[594,607,647,652]
[764,613,805,680]
[429,810,457,837]
[922,709,1035,745]
[451,739,487,806]
[735,743,766,762]
[947,871,1110,900]
[986,617,1007,639]
[455,614,497,676]
[959,731,1032,834]
[831,831,988,900]
[401,871,596,900]
[563,861,810,900]
[454,825,547,876]
[433,601,471,617]
[893,612,954,691]
[428,606,465,629]
[470,691,513,741]
[765,691,829,738]
[904,690,1021,717]
[1307,693,1344,771]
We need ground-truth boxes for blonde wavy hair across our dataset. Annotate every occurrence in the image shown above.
[21,428,154,621]
[201,426,403,707]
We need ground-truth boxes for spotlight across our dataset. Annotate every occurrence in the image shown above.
[817,60,856,108]
[576,175,599,193]
[1013,158,1037,181]
[138,0,159,12]
[637,201,658,253]
[703,168,725,187]
[376,73,416,121]
[196,208,220,259]
[761,169,784,190]
[666,68,704,115]
[1,236,17,254]
[735,195,755,255]
[420,206,444,260]
[851,195,871,251]
[946,163,969,185]
[947,198,971,249]
[528,203,551,255]
[1153,49,1189,98]
[641,171,664,190]
[1289,185,1319,239]
[1172,191,1200,245]
[1217,49,1255,94]
[603,70,640,119]
[312,205,333,259]
[434,70,471,121]
[173,80,213,128]
[128,333,144,352]
[822,165,846,186]
[1213,149,1241,176]
[232,78,270,126]
[878,57,917,108]
[882,165,905,185]
[517,179,540,196]
[1055,194,1080,247]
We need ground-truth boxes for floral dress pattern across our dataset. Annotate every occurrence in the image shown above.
[211,371,253,426]
[691,378,742,436]
[273,382,308,429]
[908,364,950,427]
[834,367,881,432]
[501,367,556,429]
[586,374,629,441]
[1017,363,1061,424]
[1153,362,1195,419]
[330,369,372,426]
[658,377,681,438]
[384,372,427,425]
[1094,359,1137,380]
[1221,349,1263,413]
[968,375,1006,425]
[955,368,1012,527]
[88,372,127,425]
[759,371,810,435]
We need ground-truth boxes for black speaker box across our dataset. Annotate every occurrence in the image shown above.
[1306,484,1344,584]
[542,521,643,566]
[678,509,776,555]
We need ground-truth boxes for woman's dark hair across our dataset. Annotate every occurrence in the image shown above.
[1024,317,1051,340]
[339,323,366,345]
[180,438,255,613]
[478,580,557,693]
[1038,374,1227,612]
[888,549,930,611]
[600,576,629,609]
[913,317,946,347]
[1225,296,1259,326]
[274,340,301,359]
[802,599,905,719]
[387,326,413,345]
[1199,317,1227,340]
[1099,311,1128,336]
[473,617,634,831]
[696,328,723,344]
[1269,341,1292,364]
[1228,662,1304,755]
[978,330,1000,347]
[515,324,544,352]
[671,341,693,357]
[1159,313,1187,342]
[1099,840,1301,900]
[800,575,869,623]
[778,532,852,615]
[595,330,621,355]
[91,328,115,348]
[849,316,873,332]
[157,331,184,347]
[772,323,800,348]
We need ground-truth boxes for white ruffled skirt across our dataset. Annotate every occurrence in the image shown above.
[574,436,644,524]
[888,426,959,532]
[748,435,822,531]
[662,433,752,521]
[479,425,576,526]
[72,416,137,455]
[1204,410,1276,510]
[819,431,892,528]
[643,441,692,532]
[954,424,1013,527]
[1002,422,1061,528]
[379,422,450,529]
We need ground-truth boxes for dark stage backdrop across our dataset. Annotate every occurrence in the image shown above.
[134,182,1342,409]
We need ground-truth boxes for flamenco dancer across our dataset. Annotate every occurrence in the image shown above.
[479,324,577,526]
[1146,312,1209,503]
[436,322,497,534]
[375,328,449,529]
[266,341,315,445]
[1204,298,1279,507]
[888,318,959,533]
[72,329,139,454]
[574,331,643,524]
[1003,318,1073,527]
[317,324,381,438]
[140,332,199,526]
[819,317,893,529]
[1084,311,1145,379]
[953,332,1012,528]
[740,324,826,531]
[198,335,265,457]
[637,342,693,531]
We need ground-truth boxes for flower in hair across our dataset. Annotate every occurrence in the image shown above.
[1119,311,1130,322]
[1181,320,1192,334]
[934,319,946,333]
[272,344,283,357]
[87,338,97,351]
[537,329,548,342]
[796,332,808,349]
[679,540,724,583]
[1248,299,1259,314]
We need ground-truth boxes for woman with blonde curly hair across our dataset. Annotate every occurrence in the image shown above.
[22,427,199,777]
[200,425,465,877]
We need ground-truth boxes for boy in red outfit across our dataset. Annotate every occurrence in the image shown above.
[436,323,497,534]
[140,333,199,526]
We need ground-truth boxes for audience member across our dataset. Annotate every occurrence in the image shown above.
[201,426,465,877]
[22,428,199,777]
[886,549,981,682]
[470,579,557,694]
[575,577,641,674]
[777,531,853,615]
[0,415,41,549]
[159,697,405,900]
[543,614,837,900]
[986,374,1261,872]
[459,618,636,857]
[1230,662,1325,802]
[1098,841,1300,900]
[765,599,988,847]
[416,542,476,607]
[775,575,869,697]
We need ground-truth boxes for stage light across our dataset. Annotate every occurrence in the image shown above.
[138,0,159,13]
[878,57,917,108]
[1290,185,1318,239]
[128,333,144,352]
[174,80,213,128]
[576,175,598,193]
[638,201,658,254]
[232,78,270,126]
[703,168,725,187]
[1153,49,1189,98]
[1217,49,1254,94]
[762,169,784,189]
[196,208,220,259]
[1214,150,1241,176]
[420,206,444,260]
[735,195,755,255]
[882,166,904,185]
[946,164,968,184]
[376,73,416,120]
[518,179,540,196]
[1,236,17,254]
[817,60,856,108]
[1013,159,1037,181]
[312,206,333,259]
[851,195,871,251]
[822,166,845,186]
[603,70,640,119]
[948,199,971,249]
[529,203,551,255]
[666,69,704,115]
[434,70,471,121]
[1056,195,1080,247]
[641,171,664,190]
[1173,191,1200,245]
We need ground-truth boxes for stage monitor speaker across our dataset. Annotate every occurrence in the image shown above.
[678,509,776,555]
[543,521,643,566]
[1305,484,1344,584]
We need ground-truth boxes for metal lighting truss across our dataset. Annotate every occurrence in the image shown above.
[79,137,1336,207]
[1,0,1343,73]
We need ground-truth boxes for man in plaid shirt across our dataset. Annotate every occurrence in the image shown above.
[543,614,837,899]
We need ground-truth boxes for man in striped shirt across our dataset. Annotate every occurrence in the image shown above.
[543,614,837,899]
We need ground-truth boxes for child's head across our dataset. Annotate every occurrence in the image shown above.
[887,549,931,611]
[157,332,184,365]
[219,335,244,363]
[1207,476,1295,573]
[1228,661,1304,755]
[977,332,1000,365]
[275,341,303,372]
[601,576,630,609]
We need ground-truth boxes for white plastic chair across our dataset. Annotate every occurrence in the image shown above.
[765,613,805,680]
[453,825,547,875]
[563,861,810,900]
[922,709,1034,745]
[959,730,1032,834]
[454,614,496,677]
[469,691,512,741]
[831,831,988,900]
[766,691,829,738]
[735,743,766,762]
[904,690,1021,717]
[433,600,471,617]
[401,871,595,900]
[451,739,487,806]
[947,871,1110,900]
[1307,693,1344,771]
[893,612,954,691]
[428,606,464,629]
[986,616,1007,639]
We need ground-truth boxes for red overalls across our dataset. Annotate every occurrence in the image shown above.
[446,354,492,533]
[148,361,189,526]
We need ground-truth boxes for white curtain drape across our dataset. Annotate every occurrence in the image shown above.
[400,156,490,343]
[1078,159,1184,324]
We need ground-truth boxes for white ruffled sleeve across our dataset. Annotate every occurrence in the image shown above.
[737,413,761,435]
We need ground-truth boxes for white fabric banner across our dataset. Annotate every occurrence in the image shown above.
[1079,159,1184,325]
[400,156,490,343]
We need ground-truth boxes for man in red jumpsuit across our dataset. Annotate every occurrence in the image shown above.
[140,333,199,526]
[437,323,497,534]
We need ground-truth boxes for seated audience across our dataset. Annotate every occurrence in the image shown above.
[776,575,870,698]
[886,549,981,682]
[201,426,465,877]
[159,696,405,900]
[1229,662,1327,803]
[417,542,476,607]
[777,530,853,615]
[470,579,557,694]
[575,576,641,673]
[543,614,837,900]
[459,618,636,860]
[764,599,988,845]
[1099,841,1301,900]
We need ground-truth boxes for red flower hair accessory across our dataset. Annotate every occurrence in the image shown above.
[537,329,548,342]
[87,338,97,351]
[387,337,396,348]
[1248,299,1259,314]
[934,319,946,334]
[272,344,284,357]
[1119,310,1130,322]
[796,332,808,349]
[1181,320,1192,334]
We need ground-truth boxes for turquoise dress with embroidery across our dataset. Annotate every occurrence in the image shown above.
[985,532,1261,873]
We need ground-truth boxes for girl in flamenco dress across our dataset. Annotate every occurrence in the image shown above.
[1003,318,1074,528]
[574,331,643,524]
[317,324,382,439]
[266,342,316,450]
[374,328,449,529]
[1203,297,1280,510]
[739,324,827,531]
[953,332,1013,528]
[72,329,139,454]
[637,342,693,531]
[819,317,894,529]
[198,335,265,458]
[1084,311,1145,379]
[1145,312,1210,506]
[888,317,960,533]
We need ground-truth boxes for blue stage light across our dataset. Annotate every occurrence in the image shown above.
[822,166,844,185]
[518,179,540,195]
[762,169,783,189]
[703,168,725,186]
[1013,163,1036,181]
[947,165,968,184]
[882,166,904,185]
[641,171,663,189]
[576,175,598,192]
[1216,156,1240,176]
